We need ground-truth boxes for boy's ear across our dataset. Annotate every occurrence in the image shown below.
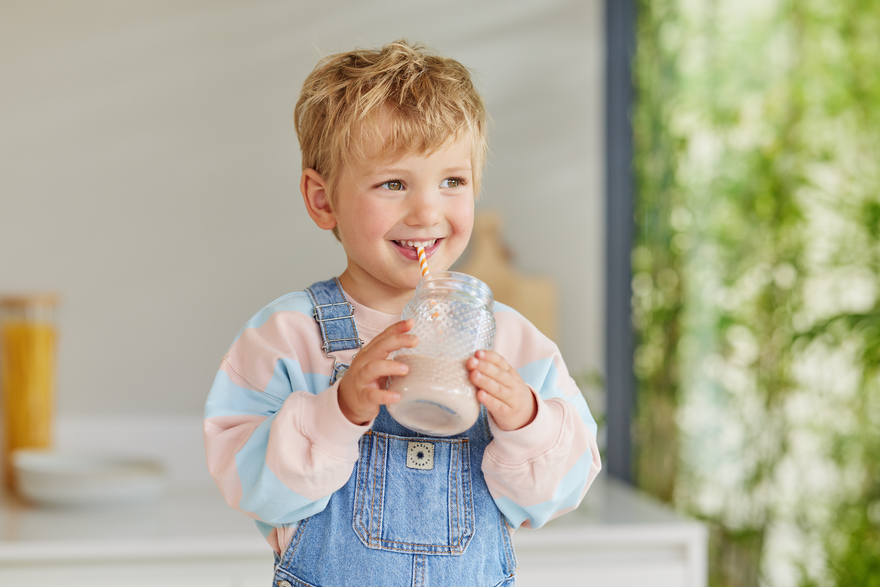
[301,168,337,230]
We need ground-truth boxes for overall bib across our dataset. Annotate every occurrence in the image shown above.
[272,278,517,587]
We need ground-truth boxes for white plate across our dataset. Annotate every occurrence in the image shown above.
[12,449,167,507]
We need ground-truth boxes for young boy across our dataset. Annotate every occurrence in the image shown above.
[204,40,601,587]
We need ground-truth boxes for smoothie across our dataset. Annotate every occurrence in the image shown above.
[386,354,480,436]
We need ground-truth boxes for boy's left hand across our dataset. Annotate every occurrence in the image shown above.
[467,350,537,431]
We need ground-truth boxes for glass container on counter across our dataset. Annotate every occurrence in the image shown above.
[1,293,59,491]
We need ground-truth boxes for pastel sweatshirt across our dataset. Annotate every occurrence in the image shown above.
[203,288,601,554]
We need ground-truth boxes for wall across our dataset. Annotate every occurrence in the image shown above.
[0,0,604,415]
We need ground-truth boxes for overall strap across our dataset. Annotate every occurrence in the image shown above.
[305,277,363,385]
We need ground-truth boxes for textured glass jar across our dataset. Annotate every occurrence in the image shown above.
[387,272,496,436]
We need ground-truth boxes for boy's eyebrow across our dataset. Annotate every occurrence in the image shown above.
[371,165,473,176]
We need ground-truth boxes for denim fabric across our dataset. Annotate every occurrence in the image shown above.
[305,278,363,384]
[273,279,517,587]
[353,430,474,555]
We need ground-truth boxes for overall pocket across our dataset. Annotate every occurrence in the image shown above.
[352,430,475,555]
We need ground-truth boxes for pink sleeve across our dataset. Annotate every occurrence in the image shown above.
[480,309,602,529]
[265,382,372,500]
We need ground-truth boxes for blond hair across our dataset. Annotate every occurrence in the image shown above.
[294,39,488,220]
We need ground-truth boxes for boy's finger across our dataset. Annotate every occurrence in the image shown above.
[477,389,507,416]
[371,333,419,358]
[470,358,513,394]
[361,359,409,382]
[367,387,401,406]
[366,321,418,351]
[474,349,504,366]
[471,371,508,404]
[359,320,411,349]
[473,352,517,381]
[378,319,414,337]
[355,333,417,366]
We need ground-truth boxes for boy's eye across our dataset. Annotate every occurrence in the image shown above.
[382,180,403,191]
[441,178,461,188]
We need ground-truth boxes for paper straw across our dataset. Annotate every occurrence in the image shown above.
[417,246,430,276]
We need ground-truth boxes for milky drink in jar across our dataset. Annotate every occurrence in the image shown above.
[387,272,496,436]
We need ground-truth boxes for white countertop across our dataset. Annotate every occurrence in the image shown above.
[0,487,266,564]
[0,470,701,564]
[0,415,706,584]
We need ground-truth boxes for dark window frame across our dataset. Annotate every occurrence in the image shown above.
[604,0,636,484]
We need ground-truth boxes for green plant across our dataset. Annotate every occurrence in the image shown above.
[633,1,880,585]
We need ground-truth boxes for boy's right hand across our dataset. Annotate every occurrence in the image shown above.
[337,319,417,426]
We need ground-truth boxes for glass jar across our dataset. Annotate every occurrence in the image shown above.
[1,293,58,491]
[387,272,496,436]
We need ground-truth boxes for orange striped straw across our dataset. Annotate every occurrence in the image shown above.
[417,246,430,276]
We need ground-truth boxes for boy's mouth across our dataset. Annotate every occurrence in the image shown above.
[393,239,437,250]
[392,239,440,260]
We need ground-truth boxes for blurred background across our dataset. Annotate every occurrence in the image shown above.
[0,0,605,418]
[632,0,880,586]
[4,0,879,586]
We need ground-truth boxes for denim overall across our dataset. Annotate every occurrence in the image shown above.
[272,278,517,587]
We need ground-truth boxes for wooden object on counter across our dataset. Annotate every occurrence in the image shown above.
[0,293,59,492]
[458,210,559,341]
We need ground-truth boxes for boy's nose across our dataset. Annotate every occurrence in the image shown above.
[404,191,442,227]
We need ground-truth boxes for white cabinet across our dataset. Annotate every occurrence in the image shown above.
[513,477,707,587]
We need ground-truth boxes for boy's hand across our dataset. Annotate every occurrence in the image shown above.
[467,350,537,431]
[337,319,417,426]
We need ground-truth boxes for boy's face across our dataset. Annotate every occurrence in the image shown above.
[323,137,475,310]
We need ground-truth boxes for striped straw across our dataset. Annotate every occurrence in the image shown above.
[417,246,430,276]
